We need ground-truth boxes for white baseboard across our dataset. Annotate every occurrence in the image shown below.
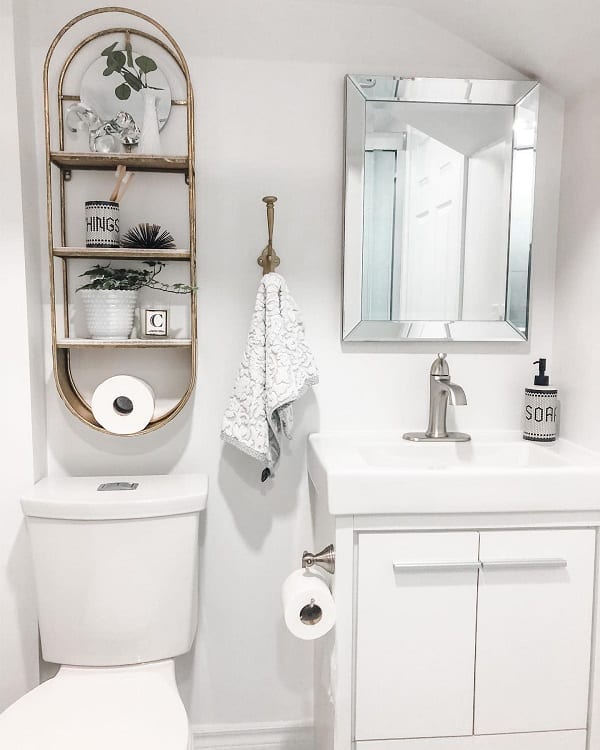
[192,720,314,750]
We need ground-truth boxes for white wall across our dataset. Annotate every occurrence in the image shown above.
[13,0,564,731]
[0,0,44,712]
[553,85,600,448]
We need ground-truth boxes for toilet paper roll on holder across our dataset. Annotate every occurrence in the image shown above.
[302,544,335,575]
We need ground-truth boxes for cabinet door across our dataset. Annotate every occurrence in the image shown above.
[474,529,595,735]
[355,532,479,740]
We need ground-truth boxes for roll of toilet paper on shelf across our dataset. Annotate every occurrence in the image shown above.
[91,375,155,435]
[282,568,335,641]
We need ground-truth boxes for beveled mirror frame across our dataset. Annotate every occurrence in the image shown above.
[342,75,539,343]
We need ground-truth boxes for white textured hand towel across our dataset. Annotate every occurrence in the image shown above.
[221,272,318,476]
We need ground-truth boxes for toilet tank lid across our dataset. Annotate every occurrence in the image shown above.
[21,474,208,520]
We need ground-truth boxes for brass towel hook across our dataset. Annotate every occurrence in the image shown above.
[257,195,280,275]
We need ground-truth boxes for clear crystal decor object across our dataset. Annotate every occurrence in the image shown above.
[65,103,140,153]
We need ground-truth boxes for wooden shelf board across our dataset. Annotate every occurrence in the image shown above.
[50,152,190,173]
[57,338,192,349]
[53,247,191,260]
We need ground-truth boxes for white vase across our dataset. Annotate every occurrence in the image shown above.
[138,89,162,155]
[79,289,139,340]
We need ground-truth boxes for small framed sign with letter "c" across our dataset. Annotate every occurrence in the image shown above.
[144,308,168,337]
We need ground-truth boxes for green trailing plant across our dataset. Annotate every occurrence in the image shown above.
[76,261,193,294]
[101,41,162,101]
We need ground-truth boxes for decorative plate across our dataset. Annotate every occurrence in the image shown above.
[80,44,172,131]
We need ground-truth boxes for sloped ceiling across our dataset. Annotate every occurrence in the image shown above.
[391,0,599,98]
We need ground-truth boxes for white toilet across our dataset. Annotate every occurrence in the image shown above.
[0,473,208,750]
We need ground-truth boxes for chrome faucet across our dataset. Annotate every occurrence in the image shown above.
[403,354,471,442]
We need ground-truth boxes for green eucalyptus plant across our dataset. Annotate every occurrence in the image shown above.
[76,261,193,294]
[101,41,162,101]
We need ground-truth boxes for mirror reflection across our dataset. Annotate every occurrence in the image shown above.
[343,76,539,342]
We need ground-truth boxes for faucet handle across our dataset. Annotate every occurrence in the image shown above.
[430,353,450,377]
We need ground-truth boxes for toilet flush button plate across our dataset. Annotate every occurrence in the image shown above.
[97,481,139,492]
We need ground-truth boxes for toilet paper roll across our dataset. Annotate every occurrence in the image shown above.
[282,569,335,640]
[91,375,155,435]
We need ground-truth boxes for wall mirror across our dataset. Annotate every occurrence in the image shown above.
[343,75,539,342]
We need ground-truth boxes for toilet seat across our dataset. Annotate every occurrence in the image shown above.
[0,660,190,750]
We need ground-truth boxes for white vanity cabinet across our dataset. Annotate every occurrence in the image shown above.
[311,515,598,750]
[353,528,594,745]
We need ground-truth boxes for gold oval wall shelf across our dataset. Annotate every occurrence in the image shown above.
[44,7,196,435]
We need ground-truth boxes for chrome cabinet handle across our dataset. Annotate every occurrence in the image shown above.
[393,561,482,573]
[480,558,567,570]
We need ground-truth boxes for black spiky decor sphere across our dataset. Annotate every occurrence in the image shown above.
[122,223,176,249]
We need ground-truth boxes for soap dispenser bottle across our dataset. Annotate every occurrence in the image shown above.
[523,358,558,442]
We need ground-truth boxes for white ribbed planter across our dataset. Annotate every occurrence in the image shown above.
[79,289,139,340]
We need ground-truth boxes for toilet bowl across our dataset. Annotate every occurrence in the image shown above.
[0,661,190,750]
[0,474,208,749]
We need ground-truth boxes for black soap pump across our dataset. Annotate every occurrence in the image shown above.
[523,358,558,442]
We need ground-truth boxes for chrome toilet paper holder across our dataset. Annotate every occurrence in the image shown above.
[302,544,335,575]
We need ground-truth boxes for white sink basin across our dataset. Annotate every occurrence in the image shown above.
[359,440,569,470]
[307,431,600,515]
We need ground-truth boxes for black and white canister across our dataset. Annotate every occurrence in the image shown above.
[523,386,558,442]
[85,200,120,248]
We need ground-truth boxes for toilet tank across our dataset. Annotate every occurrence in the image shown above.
[21,474,208,667]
